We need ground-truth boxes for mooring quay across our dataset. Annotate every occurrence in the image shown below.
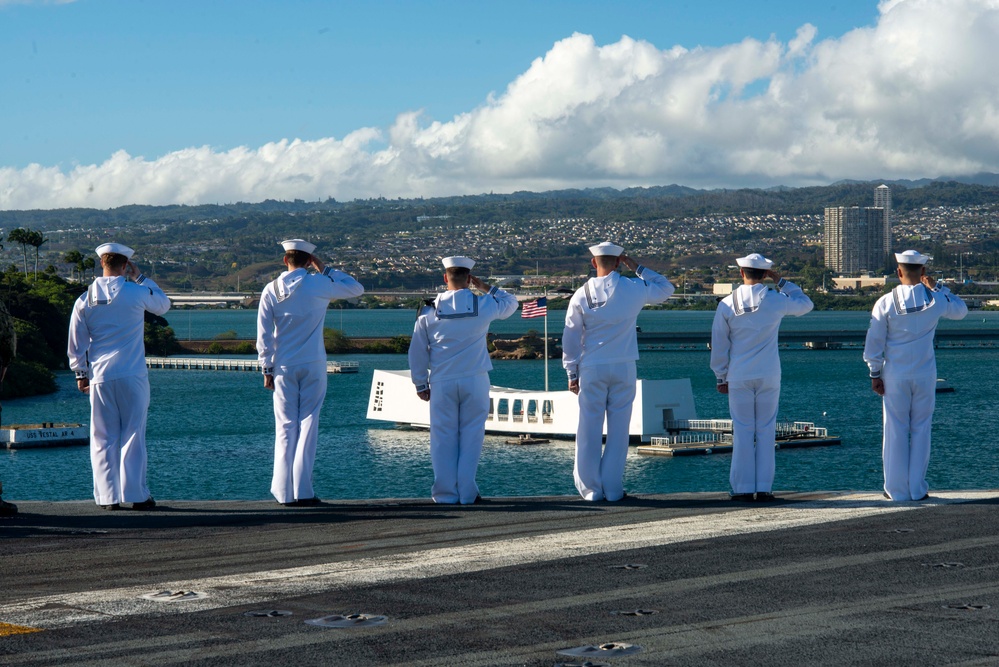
[1,491,997,665]
[144,357,359,373]
[486,328,999,349]
[642,329,996,346]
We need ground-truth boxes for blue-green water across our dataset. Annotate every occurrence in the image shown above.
[2,310,997,501]
[163,308,998,340]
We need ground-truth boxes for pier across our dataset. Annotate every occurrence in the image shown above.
[485,329,999,349]
[145,357,359,373]
[637,329,999,347]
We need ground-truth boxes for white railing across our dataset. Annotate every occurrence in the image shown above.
[650,432,727,446]
[667,419,827,438]
[668,419,733,432]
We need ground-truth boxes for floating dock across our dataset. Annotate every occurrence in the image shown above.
[637,420,841,456]
[145,358,359,373]
[1,423,88,449]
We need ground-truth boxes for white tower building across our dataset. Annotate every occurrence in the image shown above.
[874,184,892,258]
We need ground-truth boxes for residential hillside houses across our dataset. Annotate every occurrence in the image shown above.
[7,200,999,287]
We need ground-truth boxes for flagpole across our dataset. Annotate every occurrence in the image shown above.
[543,287,549,392]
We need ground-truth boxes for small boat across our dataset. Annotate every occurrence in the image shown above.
[367,369,697,442]
[2,423,88,449]
[935,378,955,393]
[505,435,551,445]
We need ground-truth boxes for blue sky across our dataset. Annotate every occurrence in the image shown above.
[2,0,996,209]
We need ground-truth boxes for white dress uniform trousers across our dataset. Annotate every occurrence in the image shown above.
[864,283,967,500]
[562,266,675,501]
[271,362,328,503]
[880,376,935,501]
[710,280,813,494]
[257,267,365,504]
[88,375,152,505]
[726,376,781,494]
[408,286,519,504]
[574,361,637,501]
[428,373,490,503]
[67,274,171,505]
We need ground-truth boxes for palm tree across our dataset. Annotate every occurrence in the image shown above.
[7,228,29,274]
[26,230,47,280]
[64,250,84,282]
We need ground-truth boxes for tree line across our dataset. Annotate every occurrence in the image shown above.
[0,229,181,399]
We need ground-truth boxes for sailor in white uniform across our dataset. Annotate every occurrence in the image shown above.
[864,250,967,501]
[562,242,675,501]
[408,256,518,504]
[68,243,171,510]
[257,239,364,506]
[710,253,813,501]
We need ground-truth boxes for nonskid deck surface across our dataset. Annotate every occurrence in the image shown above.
[2,491,998,666]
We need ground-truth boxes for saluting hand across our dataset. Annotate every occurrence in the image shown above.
[308,255,326,273]
[469,275,489,292]
[765,269,781,283]
[619,255,638,272]
[920,274,937,290]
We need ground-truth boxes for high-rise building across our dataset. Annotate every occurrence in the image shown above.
[824,206,886,274]
[874,184,892,255]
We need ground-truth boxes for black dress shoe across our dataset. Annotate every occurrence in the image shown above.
[755,492,778,502]
[0,499,17,517]
[100,503,121,511]
[882,492,892,500]
[730,493,755,502]
[282,497,321,507]
[132,498,157,511]
[914,493,930,501]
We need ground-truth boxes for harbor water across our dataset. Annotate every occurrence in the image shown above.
[2,310,998,501]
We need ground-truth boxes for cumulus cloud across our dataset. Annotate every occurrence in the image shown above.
[4,0,999,209]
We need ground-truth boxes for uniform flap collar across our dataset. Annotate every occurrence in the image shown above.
[584,273,619,309]
[275,268,307,302]
[89,276,124,306]
[733,283,769,316]
[892,283,934,315]
[435,289,479,319]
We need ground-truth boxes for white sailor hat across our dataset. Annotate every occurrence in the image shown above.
[442,256,475,269]
[280,239,317,254]
[95,242,134,259]
[895,249,930,265]
[588,241,624,257]
[736,253,774,270]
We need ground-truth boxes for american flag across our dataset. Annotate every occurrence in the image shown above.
[521,297,547,318]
